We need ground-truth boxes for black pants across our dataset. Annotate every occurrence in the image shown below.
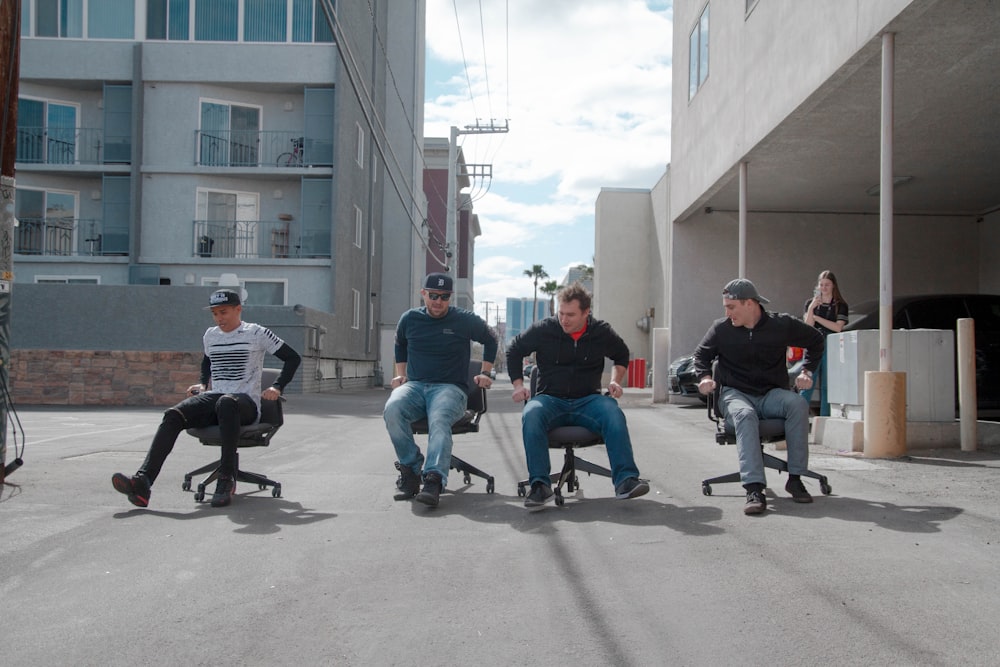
[139,392,258,483]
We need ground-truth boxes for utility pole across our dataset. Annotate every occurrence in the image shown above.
[444,120,509,272]
[0,0,21,480]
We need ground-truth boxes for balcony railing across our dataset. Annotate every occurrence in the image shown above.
[16,127,131,165]
[14,218,128,256]
[194,130,332,168]
[193,219,330,259]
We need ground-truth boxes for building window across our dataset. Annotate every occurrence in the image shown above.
[355,122,364,167]
[17,97,79,165]
[199,99,261,166]
[354,205,363,248]
[25,0,333,41]
[351,289,361,329]
[14,187,79,256]
[688,3,710,100]
[35,275,101,284]
[196,188,260,258]
[147,0,191,40]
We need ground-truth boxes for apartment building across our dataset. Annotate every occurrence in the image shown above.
[11,0,428,400]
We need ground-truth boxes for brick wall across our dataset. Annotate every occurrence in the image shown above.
[9,350,203,406]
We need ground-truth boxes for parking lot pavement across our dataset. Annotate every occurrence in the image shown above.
[3,387,1000,665]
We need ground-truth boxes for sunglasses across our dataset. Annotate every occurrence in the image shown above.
[426,292,451,301]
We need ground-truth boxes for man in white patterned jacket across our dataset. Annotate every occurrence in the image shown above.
[112,289,300,508]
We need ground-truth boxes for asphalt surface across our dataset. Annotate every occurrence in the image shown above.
[2,378,999,666]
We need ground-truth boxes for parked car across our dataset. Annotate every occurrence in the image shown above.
[667,355,703,401]
[841,294,1000,414]
[669,348,807,404]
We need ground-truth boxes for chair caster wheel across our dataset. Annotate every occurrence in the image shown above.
[555,494,565,507]
[702,483,712,496]
[820,481,832,495]
[517,485,526,497]
[194,485,205,502]
[272,484,281,498]
[258,484,267,491]
[182,478,191,491]
[463,473,472,485]
[486,478,495,494]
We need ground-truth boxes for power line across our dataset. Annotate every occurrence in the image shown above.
[318,0,448,265]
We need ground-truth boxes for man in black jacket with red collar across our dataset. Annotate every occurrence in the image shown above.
[693,278,824,515]
[507,282,648,510]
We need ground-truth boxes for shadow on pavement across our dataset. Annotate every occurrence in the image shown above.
[113,493,337,535]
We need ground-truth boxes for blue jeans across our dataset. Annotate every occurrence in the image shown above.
[521,393,640,488]
[383,381,468,486]
[720,386,810,487]
[800,353,830,416]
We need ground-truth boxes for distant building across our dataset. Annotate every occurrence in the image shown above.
[562,266,593,292]
[504,298,549,348]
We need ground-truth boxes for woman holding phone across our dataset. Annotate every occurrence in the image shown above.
[803,270,849,416]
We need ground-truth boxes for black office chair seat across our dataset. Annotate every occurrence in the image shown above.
[409,360,495,494]
[515,368,613,506]
[702,373,831,497]
[516,425,613,506]
[182,369,285,502]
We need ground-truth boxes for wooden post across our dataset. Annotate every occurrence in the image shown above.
[0,0,21,479]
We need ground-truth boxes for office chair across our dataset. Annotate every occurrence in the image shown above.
[182,369,285,502]
[701,365,831,497]
[515,367,614,506]
[407,360,495,494]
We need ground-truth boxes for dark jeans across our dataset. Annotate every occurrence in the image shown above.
[139,392,257,484]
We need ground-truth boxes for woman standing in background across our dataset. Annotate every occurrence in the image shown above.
[803,270,849,416]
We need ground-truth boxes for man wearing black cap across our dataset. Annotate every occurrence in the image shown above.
[383,273,498,507]
[111,288,300,508]
[692,278,824,515]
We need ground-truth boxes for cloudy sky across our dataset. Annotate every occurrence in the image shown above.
[423,0,674,320]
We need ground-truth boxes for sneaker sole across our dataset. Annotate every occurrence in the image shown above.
[111,473,149,508]
[789,495,814,504]
[524,495,554,511]
[616,481,650,500]
[744,503,767,515]
[414,493,439,507]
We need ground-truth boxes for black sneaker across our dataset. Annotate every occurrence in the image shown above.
[524,482,554,511]
[744,489,767,515]
[211,476,235,507]
[112,472,151,508]
[615,477,650,500]
[393,461,421,501]
[414,472,442,507]
[785,476,813,503]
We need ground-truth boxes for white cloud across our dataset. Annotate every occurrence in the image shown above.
[425,0,673,319]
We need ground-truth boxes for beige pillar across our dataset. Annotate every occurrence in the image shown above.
[863,371,907,458]
[957,318,977,452]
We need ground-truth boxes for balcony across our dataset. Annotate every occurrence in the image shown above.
[14,218,128,256]
[194,130,332,168]
[16,127,131,165]
[193,219,330,259]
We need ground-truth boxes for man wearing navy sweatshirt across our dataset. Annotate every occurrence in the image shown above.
[383,273,498,507]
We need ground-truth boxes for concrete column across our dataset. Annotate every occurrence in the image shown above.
[652,327,670,403]
[957,318,977,451]
[863,371,906,458]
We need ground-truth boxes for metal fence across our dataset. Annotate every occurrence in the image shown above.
[194,130,331,167]
[14,218,124,256]
[16,127,130,165]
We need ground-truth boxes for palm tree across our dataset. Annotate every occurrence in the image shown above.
[540,280,559,316]
[523,264,549,323]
